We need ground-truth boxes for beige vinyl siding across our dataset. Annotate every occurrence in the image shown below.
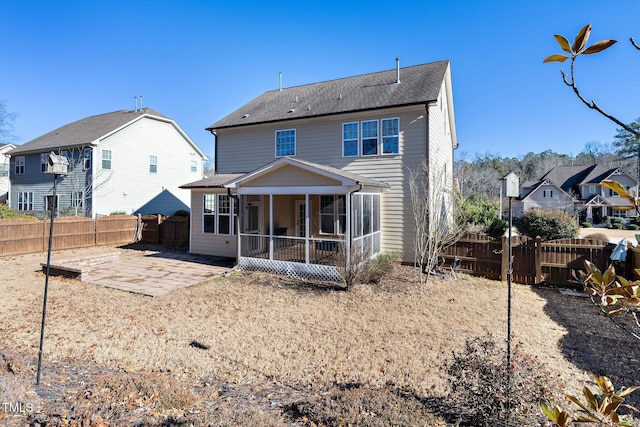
[93,118,202,216]
[243,164,341,187]
[215,105,434,262]
[189,188,238,257]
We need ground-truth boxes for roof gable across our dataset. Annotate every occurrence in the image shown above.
[7,108,205,159]
[207,60,450,130]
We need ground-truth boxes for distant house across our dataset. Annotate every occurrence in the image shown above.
[0,143,16,202]
[182,60,457,280]
[8,108,207,217]
[516,164,638,223]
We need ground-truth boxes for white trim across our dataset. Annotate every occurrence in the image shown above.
[361,119,379,156]
[342,121,359,157]
[381,117,400,155]
[236,185,358,195]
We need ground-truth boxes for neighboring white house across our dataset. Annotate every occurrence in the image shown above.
[516,164,638,223]
[182,60,458,280]
[0,143,15,202]
[8,108,207,217]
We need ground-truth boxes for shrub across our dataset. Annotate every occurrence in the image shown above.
[612,222,623,229]
[584,232,610,243]
[366,251,402,284]
[109,211,127,215]
[458,194,500,230]
[581,222,592,228]
[173,209,189,217]
[629,224,640,230]
[516,209,578,241]
[486,217,508,239]
[445,334,562,426]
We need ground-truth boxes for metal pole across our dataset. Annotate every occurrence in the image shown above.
[506,195,513,418]
[36,173,58,386]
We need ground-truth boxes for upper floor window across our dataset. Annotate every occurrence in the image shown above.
[275,129,296,157]
[589,185,596,194]
[83,148,91,170]
[381,118,399,154]
[40,153,48,173]
[343,122,359,157]
[149,155,157,173]
[0,162,7,177]
[102,150,112,170]
[361,120,378,156]
[14,156,25,175]
[190,160,197,172]
[543,190,553,198]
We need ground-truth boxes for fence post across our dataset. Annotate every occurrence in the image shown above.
[535,236,543,284]
[156,214,162,244]
[501,235,508,282]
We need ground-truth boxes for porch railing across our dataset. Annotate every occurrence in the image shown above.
[240,234,346,266]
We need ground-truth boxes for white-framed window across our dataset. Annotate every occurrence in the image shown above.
[102,150,112,170]
[203,194,236,235]
[149,155,157,173]
[381,117,399,154]
[14,156,25,175]
[589,185,596,194]
[543,190,553,198]
[352,193,381,238]
[0,162,7,177]
[40,153,48,173]
[319,195,346,235]
[83,148,91,170]
[275,129,296,157]
[342,122,359,157]
[190,160,197,172]
[361,120,378,156]
[72,191,84,209]
[17,191,33,210]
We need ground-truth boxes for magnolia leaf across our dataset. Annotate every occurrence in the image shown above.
[602,180,638,206]
[572,24,592,53]
[540,401,557,420]
[603,265,617,286]
[583,39,618,54]
[543,54,570,63]
[554,34,572,53]
[618,385,640,397]
[565,392,592,413]
[584,385,598,410]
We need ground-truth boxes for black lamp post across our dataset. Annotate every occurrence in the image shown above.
[36,152,69,386]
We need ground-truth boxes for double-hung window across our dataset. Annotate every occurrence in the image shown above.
[543,190,553,198]
[275,129,296,157]
[203,194,235,235]
[83,148,91,170]
[14,156,25,174]
[149,155,157,173]
[381,118,399,154]
[320,195,346,235]
[190,160,197,172]
[17,191,33,211]
[361,120,378,156]
[343,122,359,157]
[40,153,48,173]
[102,150,112,170]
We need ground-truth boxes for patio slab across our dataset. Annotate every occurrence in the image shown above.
[45,251,234,296]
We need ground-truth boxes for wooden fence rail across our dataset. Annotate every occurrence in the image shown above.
[0,215,140,256]
[442,233,616,285]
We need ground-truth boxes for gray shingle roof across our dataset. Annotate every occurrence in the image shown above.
[206,60,450,130]
[8,108,170,155]
[180,173,245,189]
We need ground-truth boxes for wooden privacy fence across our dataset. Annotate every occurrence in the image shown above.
[139,215,189,247]
[0,215,140,257]
[441,233,615,285]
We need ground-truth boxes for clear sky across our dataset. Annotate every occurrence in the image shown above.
[2,0,639,162]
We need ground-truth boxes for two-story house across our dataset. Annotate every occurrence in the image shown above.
[516,164,638,223]
[0,143,15,202]
[8,108,207,218]
[183,60,457,281]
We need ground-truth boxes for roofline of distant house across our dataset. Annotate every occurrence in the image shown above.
[206,101,435,132]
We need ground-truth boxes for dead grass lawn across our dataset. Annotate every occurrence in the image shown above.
[1,245,639,425]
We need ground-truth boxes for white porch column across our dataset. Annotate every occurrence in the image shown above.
[305,193,310,263]
[269,194,274,260]
[586,205,592,222]
[345,192,351,272]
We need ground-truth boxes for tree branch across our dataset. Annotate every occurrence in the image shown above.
[631,37,640,50]
[568,57,640,139]
[589,295,640,341]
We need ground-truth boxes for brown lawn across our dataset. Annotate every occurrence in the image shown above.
[1,244,639,425]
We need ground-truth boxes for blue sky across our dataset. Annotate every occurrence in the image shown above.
[2,1,639,162]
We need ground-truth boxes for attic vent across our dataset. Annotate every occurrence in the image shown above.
[288,108,296,113]
[241,113,250,119]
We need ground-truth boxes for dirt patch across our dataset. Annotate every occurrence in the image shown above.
[1,245,639,425]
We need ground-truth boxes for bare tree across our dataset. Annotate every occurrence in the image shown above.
[408,159,466,284]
